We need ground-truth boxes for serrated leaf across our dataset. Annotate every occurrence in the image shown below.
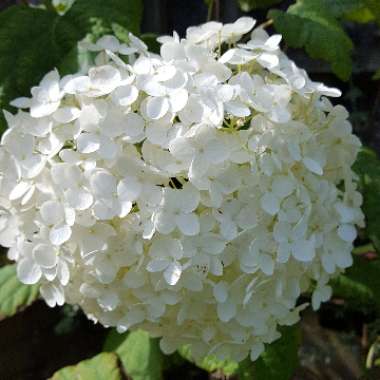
[50,352,122,380]
[178,345,239,376]
[353,148,380,251]
[269,1,354,81]
[237,0,283,12]
[0,0,142,131]
[0,264,39,318]
[253,325,300,380]
[104,329,164,380]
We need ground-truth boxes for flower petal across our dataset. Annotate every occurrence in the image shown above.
[32,244,57,268]
[164,261,182,285]
[17,258,42,285]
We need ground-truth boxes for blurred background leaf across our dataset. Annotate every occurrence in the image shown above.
[362,0,380,25]
[253,325,300,380]
[177,324,300,379]
[0,0,142,132]
[50,352,123,380]
[0,264,39,319]
[237,0,283,12]
[179,345,239,376]
[104,329,164,380]
[332,256,380,314]
[269,0,354,80]
[354,148,380,251]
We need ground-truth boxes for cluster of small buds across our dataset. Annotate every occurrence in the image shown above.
[0,17,364,362]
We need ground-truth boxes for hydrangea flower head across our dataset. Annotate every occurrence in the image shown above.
[0,17,364,362]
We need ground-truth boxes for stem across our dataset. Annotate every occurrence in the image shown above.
[43,0,56,13]
[258,19,274,29]
[207,0,214,22]
[353,243,375,255]
[366,342,376,369]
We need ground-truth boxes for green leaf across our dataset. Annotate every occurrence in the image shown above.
[332,266,378,313]
[103,330,129,352]
[104,329,164,380]
[179,325,300,379]
[65,0,142,43]
[269,0,354,81]
[141,33,160,55]
[237,0,283,12]
[236,358,255,380]
[178,345,239,376]
[362,0,380,25]
[313,0,364,17]
[0,264,39,318]
[50,352,123,380]
[334,256,380,312]
[344,6,376,23]
[353,148,380,251]
[350,258,380,296]
[253,325,300,380]
[0,0,142,131]
[373,68,380,80]
[0,6,60,131]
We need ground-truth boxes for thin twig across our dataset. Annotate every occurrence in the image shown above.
[257,19,274,29]
[43,0,56,13]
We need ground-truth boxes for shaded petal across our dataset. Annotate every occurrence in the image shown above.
[145,96,169,120]
[32,244,57,268]
[147,259,170,272]
[164,261,182,285]
[17,258,42,285]
[50,224,72,246]
[175,213,200,236]
[77,133,100,153]
[260,193,279,215]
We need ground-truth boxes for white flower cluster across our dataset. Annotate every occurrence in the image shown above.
[0,17,364,361]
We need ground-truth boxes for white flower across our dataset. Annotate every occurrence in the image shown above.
[138,64,189,120]
[153,184,200,236]
[186,21,222,47]
[40,282,65,307]
[1,19,363,364]
[147,237,183,285]
[1,129,46,178]
[222,17,256,43]
[169,125,230,182]
[312,284,332,310]
[90,170,133,219]
[11,70,63,118]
